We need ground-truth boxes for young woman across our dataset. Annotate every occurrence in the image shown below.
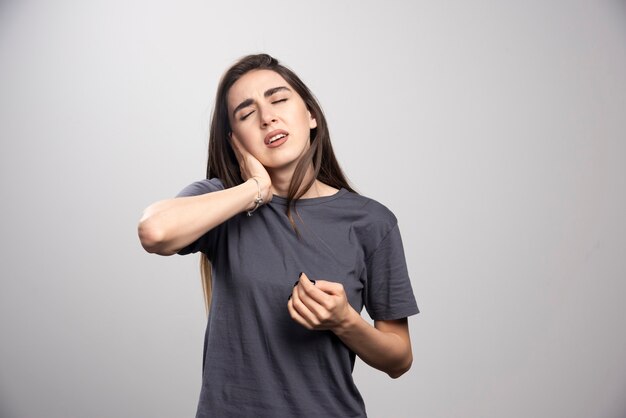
[138,54,419,417]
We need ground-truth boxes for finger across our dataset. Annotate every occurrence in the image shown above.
[292,285,321,328]
[298,274,333,311]
[296,284,331,322]
[287,294,314,329]
[312,279,345,296]
[300,275,340,308]
[298,272,325,298]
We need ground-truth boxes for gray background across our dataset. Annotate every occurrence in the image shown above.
[1,0,625,417]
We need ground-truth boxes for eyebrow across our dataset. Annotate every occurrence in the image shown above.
[232,86,292,118]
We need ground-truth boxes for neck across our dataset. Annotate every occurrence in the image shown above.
[268,163,319,198]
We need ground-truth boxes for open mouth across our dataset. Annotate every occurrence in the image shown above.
[268,133,286,144]
[264,130,289,146]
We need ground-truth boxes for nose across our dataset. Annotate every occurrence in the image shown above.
[259,106,277,127]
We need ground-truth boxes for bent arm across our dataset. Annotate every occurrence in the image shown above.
[334,311,413,379]
[289,275,414,378]
[137,178,267,255]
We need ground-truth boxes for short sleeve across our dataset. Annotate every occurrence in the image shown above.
[175,178,225,257]
[363,223,419,321]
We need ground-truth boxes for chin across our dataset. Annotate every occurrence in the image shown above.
[263,159,298,171]
[262,148,309,170]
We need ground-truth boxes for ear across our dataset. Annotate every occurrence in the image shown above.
[229,132,243,159]
[308,111,317,129]
[229,131,238,147]
[229,131,238,144]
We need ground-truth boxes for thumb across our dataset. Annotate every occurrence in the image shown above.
[312,280,344,296]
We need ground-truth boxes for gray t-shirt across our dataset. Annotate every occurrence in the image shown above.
[176,178,419,418]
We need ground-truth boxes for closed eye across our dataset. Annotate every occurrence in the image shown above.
[272,98,287,104]
[240,110,255,121]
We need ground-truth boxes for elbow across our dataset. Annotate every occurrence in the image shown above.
[387,353,413,379]
[137,216,176,256]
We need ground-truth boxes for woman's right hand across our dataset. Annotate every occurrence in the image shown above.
[139,135,273,255]
[230,133,273,206]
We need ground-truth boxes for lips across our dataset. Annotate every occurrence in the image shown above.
[264,129,289,146]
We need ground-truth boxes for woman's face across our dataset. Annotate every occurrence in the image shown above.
[227,69,317,170]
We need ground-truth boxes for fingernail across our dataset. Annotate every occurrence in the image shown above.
[288,294,292,301]
[299,272,304,278]
[295,273,314,285]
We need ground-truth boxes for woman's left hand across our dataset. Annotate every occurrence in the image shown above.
[288,273,414,379]
[287,272,356,331]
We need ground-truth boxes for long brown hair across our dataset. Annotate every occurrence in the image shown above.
[200,53,355,314]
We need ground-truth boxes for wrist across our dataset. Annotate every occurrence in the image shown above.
[332,306,360,336]
[256,176,272,202]
[245,178,264,215]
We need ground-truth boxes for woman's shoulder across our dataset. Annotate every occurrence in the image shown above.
[332,191,402,256]
[339,190,398,225]
[332,190,399,244]
[176,178,225,198]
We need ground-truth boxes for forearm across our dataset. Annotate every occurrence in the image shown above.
[332,308,413,378]
[138,179,264,255]
[289,276,414,378]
